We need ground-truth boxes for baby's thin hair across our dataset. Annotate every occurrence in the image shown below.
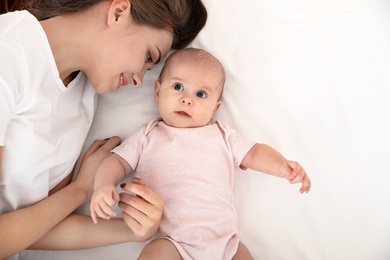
[159,48,226,99]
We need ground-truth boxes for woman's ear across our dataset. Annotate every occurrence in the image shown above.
[107,0,131,25]
[154,80,161,102]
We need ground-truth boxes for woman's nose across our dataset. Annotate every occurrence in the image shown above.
[130,70,145,88]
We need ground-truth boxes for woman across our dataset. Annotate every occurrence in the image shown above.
[0,0,207,258]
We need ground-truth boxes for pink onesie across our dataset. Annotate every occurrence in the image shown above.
[112,118,255,259]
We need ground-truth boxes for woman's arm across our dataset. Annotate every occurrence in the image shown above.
[0,137,123,259]
[0,179,91,258]
[31,178,164,250]
[29,214,136,250]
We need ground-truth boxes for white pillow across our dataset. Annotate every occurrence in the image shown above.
[23,0,390,259]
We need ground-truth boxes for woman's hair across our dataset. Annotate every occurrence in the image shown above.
[0,0,30,13]
[0,0,207,49]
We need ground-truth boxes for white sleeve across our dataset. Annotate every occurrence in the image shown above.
[0,42,24,145]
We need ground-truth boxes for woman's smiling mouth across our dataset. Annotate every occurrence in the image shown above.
[117,73,128,89]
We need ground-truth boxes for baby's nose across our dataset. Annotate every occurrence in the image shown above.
[181,97,193,106]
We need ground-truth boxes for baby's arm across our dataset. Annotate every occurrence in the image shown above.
[90,153,133,223]
[241,144,311,193]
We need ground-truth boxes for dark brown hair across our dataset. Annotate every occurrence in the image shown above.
[0,0,30,13]
[0,0,207,49]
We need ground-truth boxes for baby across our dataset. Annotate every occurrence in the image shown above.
[90,48,311,259]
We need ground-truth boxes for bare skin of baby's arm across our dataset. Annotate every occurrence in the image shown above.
[241,143,311,193]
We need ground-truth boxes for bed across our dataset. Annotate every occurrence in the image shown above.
[21,0,390,259]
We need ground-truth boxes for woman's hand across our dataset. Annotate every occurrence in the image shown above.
[73,136,121,201]
[118,178,164,241]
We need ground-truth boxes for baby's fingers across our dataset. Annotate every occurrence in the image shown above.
[287,161,305,182]
[90,201,112,223]
[101,195,118,217]
[299,174,311,193]
[91,207,99,224]
[286,161,311,193]
[103,189,120,207]
[96,201,116,220]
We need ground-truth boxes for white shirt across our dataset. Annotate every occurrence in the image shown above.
[0,11,97,213]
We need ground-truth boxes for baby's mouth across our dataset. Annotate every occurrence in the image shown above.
[175,111,190,117]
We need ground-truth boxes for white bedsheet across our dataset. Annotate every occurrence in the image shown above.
[21,0,390,259]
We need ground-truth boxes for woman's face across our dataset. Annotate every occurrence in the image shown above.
[84,1,173,94]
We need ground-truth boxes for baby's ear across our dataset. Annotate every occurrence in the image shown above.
[214,100,222,114]
[154,80,161,102]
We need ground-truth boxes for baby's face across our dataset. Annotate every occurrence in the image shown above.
[155,57,222,128]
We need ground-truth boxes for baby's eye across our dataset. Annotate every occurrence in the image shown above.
[196,90,207,99]
[173,83,184,91]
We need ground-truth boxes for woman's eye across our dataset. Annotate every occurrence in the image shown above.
[196,91,207,99]
[146,53,153,63]
[174,83,184,91]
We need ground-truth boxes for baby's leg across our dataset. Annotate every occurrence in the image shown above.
[138,238,182,260]
[232,242,254,260]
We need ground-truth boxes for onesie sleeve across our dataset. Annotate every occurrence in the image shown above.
[111,126,145,172]
[216,121,256,168]
[111,117,164,172]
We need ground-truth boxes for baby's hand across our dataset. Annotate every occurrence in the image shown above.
[90,185,120,224]
[284,161,311,193]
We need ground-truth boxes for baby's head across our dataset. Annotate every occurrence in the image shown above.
[155,48,225,128]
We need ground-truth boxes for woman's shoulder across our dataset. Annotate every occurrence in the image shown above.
[0,10,58,93]
[0,10,36,32]
[0,10,44,66]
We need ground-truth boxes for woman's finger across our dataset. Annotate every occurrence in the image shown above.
[99,136,121,151]
[118,181,163,240]
[84,136,121,158]
[122,180,163,210]
[118,195,157,240]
